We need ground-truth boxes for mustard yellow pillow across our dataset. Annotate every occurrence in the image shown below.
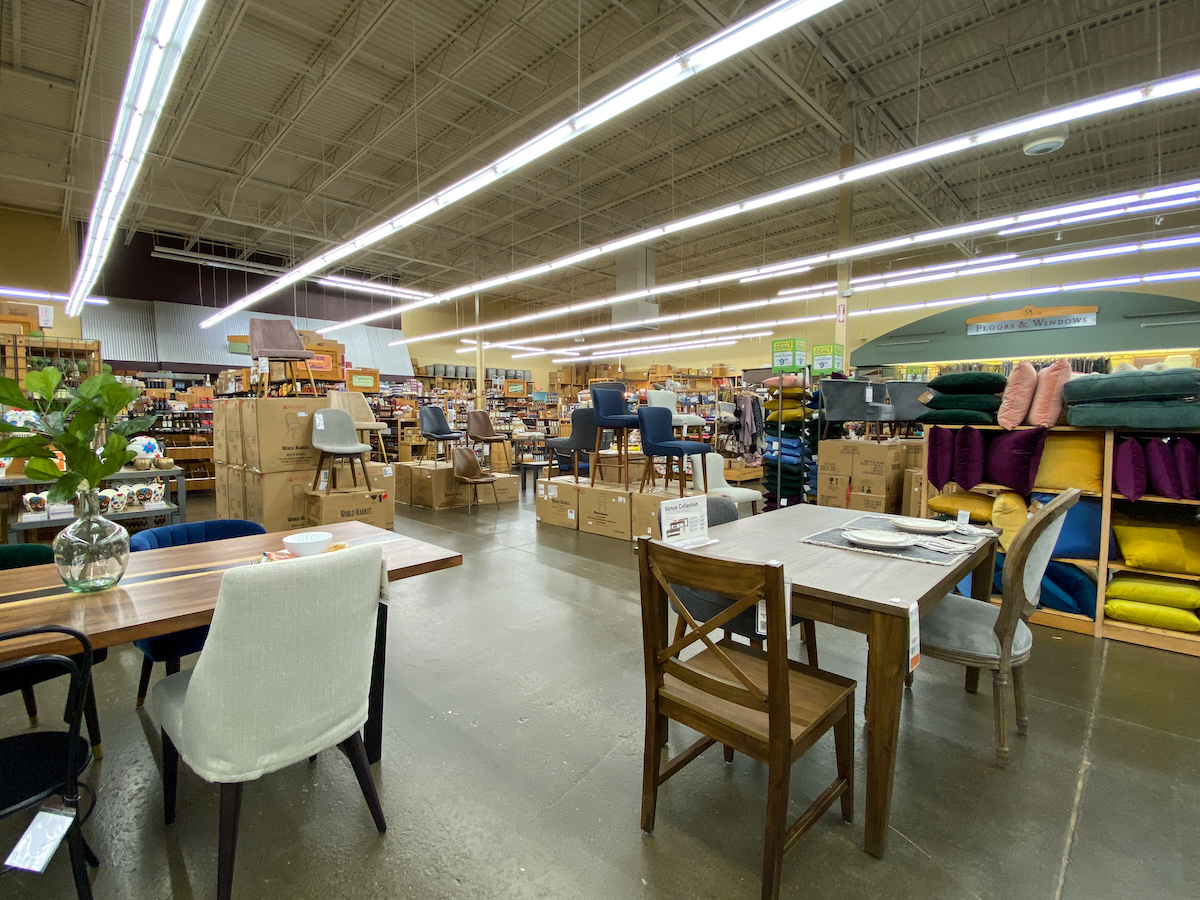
[1105,576,1200,609]
[927,491,995,524]
[766,407,813,423]
[1104,599,1200,632]
[771,387,811,401]
[990,492,1029,552]
[1112,521,1200,575]
[766,398,804,410]
[1035,433,1104,493]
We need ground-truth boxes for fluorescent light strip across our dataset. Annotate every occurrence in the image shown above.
[199,0,846,329]
[324,67,1200,334]
[66,0,208,317]
[0,286,107,306]
[550,334,767,363]
[995,195,1200,236]
[391,181,1200,347]
[524,266,1200,358]
[317,275,431,300]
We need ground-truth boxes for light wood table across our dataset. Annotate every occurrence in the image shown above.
[0,521,462,764]
[694,505,997,858]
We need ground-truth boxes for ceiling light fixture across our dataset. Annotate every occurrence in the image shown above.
[0,286,108,306]
[199,0,847,329]
[325,67,1200,335]
[390,181,1200,347]
[66,0,209,317]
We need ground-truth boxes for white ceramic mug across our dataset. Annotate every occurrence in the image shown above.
[99,488,124,513]
[22,491,48,512]
[150,480,165,502]
[133,483,154,504]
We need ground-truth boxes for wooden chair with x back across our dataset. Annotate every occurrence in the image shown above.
[637,537,856,900]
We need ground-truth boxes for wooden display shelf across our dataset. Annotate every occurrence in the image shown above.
[1100,619,1200,657]
[1106,560,1200,582]
[725,467,764,483]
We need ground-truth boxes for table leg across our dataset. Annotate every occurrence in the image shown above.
[520,465,528,492]
[970,542,997,602]
[365,602,388,764]
[175,471,187,523]
[864,611,907,858]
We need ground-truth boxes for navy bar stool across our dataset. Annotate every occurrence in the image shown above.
[590,383,639,489]
[637,405,709,496]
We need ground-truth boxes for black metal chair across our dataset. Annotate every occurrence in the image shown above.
[546,407,598,483]
[419,405,463,466]
[0,626,100,898]
[0,545,107,760]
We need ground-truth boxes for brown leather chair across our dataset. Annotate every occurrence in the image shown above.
[466,410,510,472]
[452,448,499,514]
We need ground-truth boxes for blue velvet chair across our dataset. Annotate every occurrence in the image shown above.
[590,382,639,489]
[130,519,266,707]
[637,405,709,496]
[0,545,108,759]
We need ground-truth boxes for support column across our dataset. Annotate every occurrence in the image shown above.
[834,108,854,374]
[474,293,486,411]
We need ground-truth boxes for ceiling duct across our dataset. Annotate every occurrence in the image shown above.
[611,246,658,332]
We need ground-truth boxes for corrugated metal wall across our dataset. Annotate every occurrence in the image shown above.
[82,299,413,376]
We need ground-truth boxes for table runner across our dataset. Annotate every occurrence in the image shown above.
[800,514,991,567]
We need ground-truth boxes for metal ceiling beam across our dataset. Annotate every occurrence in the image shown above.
[61,0,105,231]
[183,0,400,249]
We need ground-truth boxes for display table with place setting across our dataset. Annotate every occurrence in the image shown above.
[690,504,999,858]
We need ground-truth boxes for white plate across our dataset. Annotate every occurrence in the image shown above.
[891,517,957,535]
[843,529,917,549]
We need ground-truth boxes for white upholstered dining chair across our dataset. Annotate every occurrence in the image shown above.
[646,389,706,437]
[148,543,388,900]
[690,452,764,514]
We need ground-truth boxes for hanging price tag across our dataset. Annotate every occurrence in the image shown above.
[879,597,921,671]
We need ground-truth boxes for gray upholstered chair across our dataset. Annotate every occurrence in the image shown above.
[310,407,372,493]
[329,390,389,462]
[884,381,932,435]
[914,488,1080,766]
[148,544,387,900]
[248,318,316,396]
[419,405,463,466]
[545,407,598,482]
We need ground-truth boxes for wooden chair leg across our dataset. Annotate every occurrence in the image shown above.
[723,745,734,763]
[802,619,819,667]
[1013,664,1028,736]
[491,482,500,508]
[305,365,317,396]
[701,454,708,494]
[677,456,685,497]
[751,500,759,514]
[904,670,914,689]
[834,700,855,823]
[639,456,652,493]
[312,452,327,493]
[83,679,102,760]
[641,705,665,833]
[964,666,980,694]
[349,455,360,487]
[761,754,791,900]
[992,669,1010,767]
[376,431,388,464]
[162,730,179,825]
[326,454,336,494]
[136,656,154,708]
[591,429,601,487]
[572,450,579,484]
[19,684,38,726]
[217,782,245,900]
[339,732,387,833]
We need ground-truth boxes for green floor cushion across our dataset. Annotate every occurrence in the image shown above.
[928,371,1008,395]
[1105,575,1200,609]
[1062,367,1200,404]
[916,408,997,426]
[1066,400,1200,429]
[1103,598,1200,633]
[925,393,1003,412]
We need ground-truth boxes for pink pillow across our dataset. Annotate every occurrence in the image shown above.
[1025,359,1073,427]
[997,361,1037,430]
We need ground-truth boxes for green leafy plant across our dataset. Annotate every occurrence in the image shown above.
[0,366,157,502]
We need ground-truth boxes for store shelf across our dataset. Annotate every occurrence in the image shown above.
[10,502,178,532]
[1101,619,1200,657]
[1107,560,1200,582]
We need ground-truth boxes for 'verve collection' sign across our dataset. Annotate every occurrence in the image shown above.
[965,305,1098,337]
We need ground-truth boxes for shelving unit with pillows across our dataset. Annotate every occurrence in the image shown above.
[919,421,1200,658]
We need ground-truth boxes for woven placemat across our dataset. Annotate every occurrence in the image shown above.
[800,516,990,567]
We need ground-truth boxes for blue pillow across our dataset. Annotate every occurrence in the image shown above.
[955,554,1097,619]
[1031,494,1116,561]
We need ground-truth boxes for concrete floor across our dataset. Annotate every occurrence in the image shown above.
[3,490,1199,899]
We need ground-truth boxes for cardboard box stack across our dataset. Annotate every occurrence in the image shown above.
[630,488,698,541]
[817,440,905,513]
[407,459,520,510]
[577,482,632,539]
[535,477,579,528]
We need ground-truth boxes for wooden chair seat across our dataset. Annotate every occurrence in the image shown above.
[660,645,853,760]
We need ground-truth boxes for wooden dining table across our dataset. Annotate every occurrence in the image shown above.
[693,504,997,858]
[0,521,462,764]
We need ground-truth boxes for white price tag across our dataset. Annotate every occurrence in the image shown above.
[257,357,269,374]
[864,384,873,403]
[6,806,74,872]
[756,563,790,636]
[38,305,54,328]
[660,495,711,549]
[957,510,970,525]
[313,411,325,430]
[880,597,921,671]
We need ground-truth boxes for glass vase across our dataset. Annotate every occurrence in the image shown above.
[53,490,130,593]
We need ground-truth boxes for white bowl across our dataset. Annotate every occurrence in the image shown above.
[283,532,333,557]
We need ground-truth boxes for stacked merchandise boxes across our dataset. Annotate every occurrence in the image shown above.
[815,440,906,513]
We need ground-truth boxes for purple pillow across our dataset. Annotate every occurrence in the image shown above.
[1113,437,1147,502]
[1144,438,1182,500]
[926,426,955,490]
[1175,438,1198,500]
[953,426,986,490]
[984,426,1048,495]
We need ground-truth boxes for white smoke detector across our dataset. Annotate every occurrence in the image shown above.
[1023,122,1069,156]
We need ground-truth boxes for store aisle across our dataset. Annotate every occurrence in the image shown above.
[2,495,1196,900]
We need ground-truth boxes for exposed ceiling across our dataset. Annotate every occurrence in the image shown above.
[2,0,1199,330]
